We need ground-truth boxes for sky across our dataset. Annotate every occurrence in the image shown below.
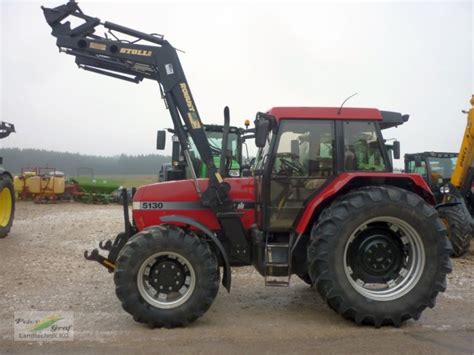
[0,0,473,168]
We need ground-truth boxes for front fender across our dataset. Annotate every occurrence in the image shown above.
[160,215,231,292]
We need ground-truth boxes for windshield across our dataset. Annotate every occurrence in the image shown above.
[427,156,457,179]
[189,131,239,160]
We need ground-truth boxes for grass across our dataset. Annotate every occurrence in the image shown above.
[95,175,159,188]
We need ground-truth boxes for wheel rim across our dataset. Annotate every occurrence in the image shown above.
[0,187,12,227]
[343,216,425,301]
[137,251,196,309]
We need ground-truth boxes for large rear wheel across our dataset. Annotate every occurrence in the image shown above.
[114,225,219,328]
[0,176,15,238]
[307,186,452,327]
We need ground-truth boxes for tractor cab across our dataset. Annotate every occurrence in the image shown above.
[254,108,395,231]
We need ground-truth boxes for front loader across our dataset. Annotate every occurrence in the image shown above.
[0,121,16,238]
[43,1,451,328]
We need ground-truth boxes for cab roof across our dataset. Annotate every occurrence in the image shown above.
[267,107,409,129]
[405,152,458,159]
[267,107,382,121]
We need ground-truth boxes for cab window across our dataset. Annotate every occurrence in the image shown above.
[343,121,387,171]
[406,159,428,177]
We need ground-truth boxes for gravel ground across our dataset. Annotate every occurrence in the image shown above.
[0,202,473,354]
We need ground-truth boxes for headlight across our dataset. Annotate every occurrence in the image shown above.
[228,170,240,177]
[440,185,450,194]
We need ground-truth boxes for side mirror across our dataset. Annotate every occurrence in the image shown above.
[156,130,166,150]
[392,140,400,160]
[255,120,269,148]
[414,155,422,168]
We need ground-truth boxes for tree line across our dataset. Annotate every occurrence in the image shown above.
[0,148,170,176]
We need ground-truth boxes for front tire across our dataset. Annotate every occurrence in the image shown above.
[438,205,471,257]
[114,225,219,328]
[0,176,15,238]
[307,186,452,327]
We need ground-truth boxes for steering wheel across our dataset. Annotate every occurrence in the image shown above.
[277,153,304,175]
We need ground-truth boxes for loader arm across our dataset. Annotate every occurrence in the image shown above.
[42,1,251,266]
[451,95,474,189]
[42,1,230,207]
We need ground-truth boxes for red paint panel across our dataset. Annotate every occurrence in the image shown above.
[133,177,255,232]
[294,172,434,234]
[134,209,255,232]
[133,177,254,202]
[267,107,382,121]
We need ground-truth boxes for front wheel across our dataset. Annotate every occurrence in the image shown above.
[307,186,452,327]
[114,225,219,328]
[438,205,471,257]
[0,176,15,238]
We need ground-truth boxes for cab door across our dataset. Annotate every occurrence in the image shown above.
[262,120,336,231]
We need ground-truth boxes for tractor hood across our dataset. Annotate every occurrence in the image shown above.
[133,177,254,205]
[132,177,256,232]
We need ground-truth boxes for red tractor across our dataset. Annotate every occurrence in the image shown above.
[44,1,451,328]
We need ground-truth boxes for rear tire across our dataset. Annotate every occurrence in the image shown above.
[114,225,219,328]
[307,186,452,327]
[438,205,471,257]
[0,176,15,238]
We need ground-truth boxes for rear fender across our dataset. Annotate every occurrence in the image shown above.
[294,172,435,235]
[160,215,231,292]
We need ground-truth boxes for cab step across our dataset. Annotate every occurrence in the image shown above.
[264,243,290,287]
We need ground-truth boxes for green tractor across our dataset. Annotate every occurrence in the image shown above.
[158,120,254,181]
[0,121,16,238]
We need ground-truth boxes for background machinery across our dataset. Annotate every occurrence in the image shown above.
[158,123,253,182]
[43,1,451,328]
[0,121,16,238]
[14,166,66,203]
[405,96,474,256]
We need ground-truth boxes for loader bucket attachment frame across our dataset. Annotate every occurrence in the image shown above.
[0,122,15,140]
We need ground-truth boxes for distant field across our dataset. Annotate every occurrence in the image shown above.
[95,175,159,188]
